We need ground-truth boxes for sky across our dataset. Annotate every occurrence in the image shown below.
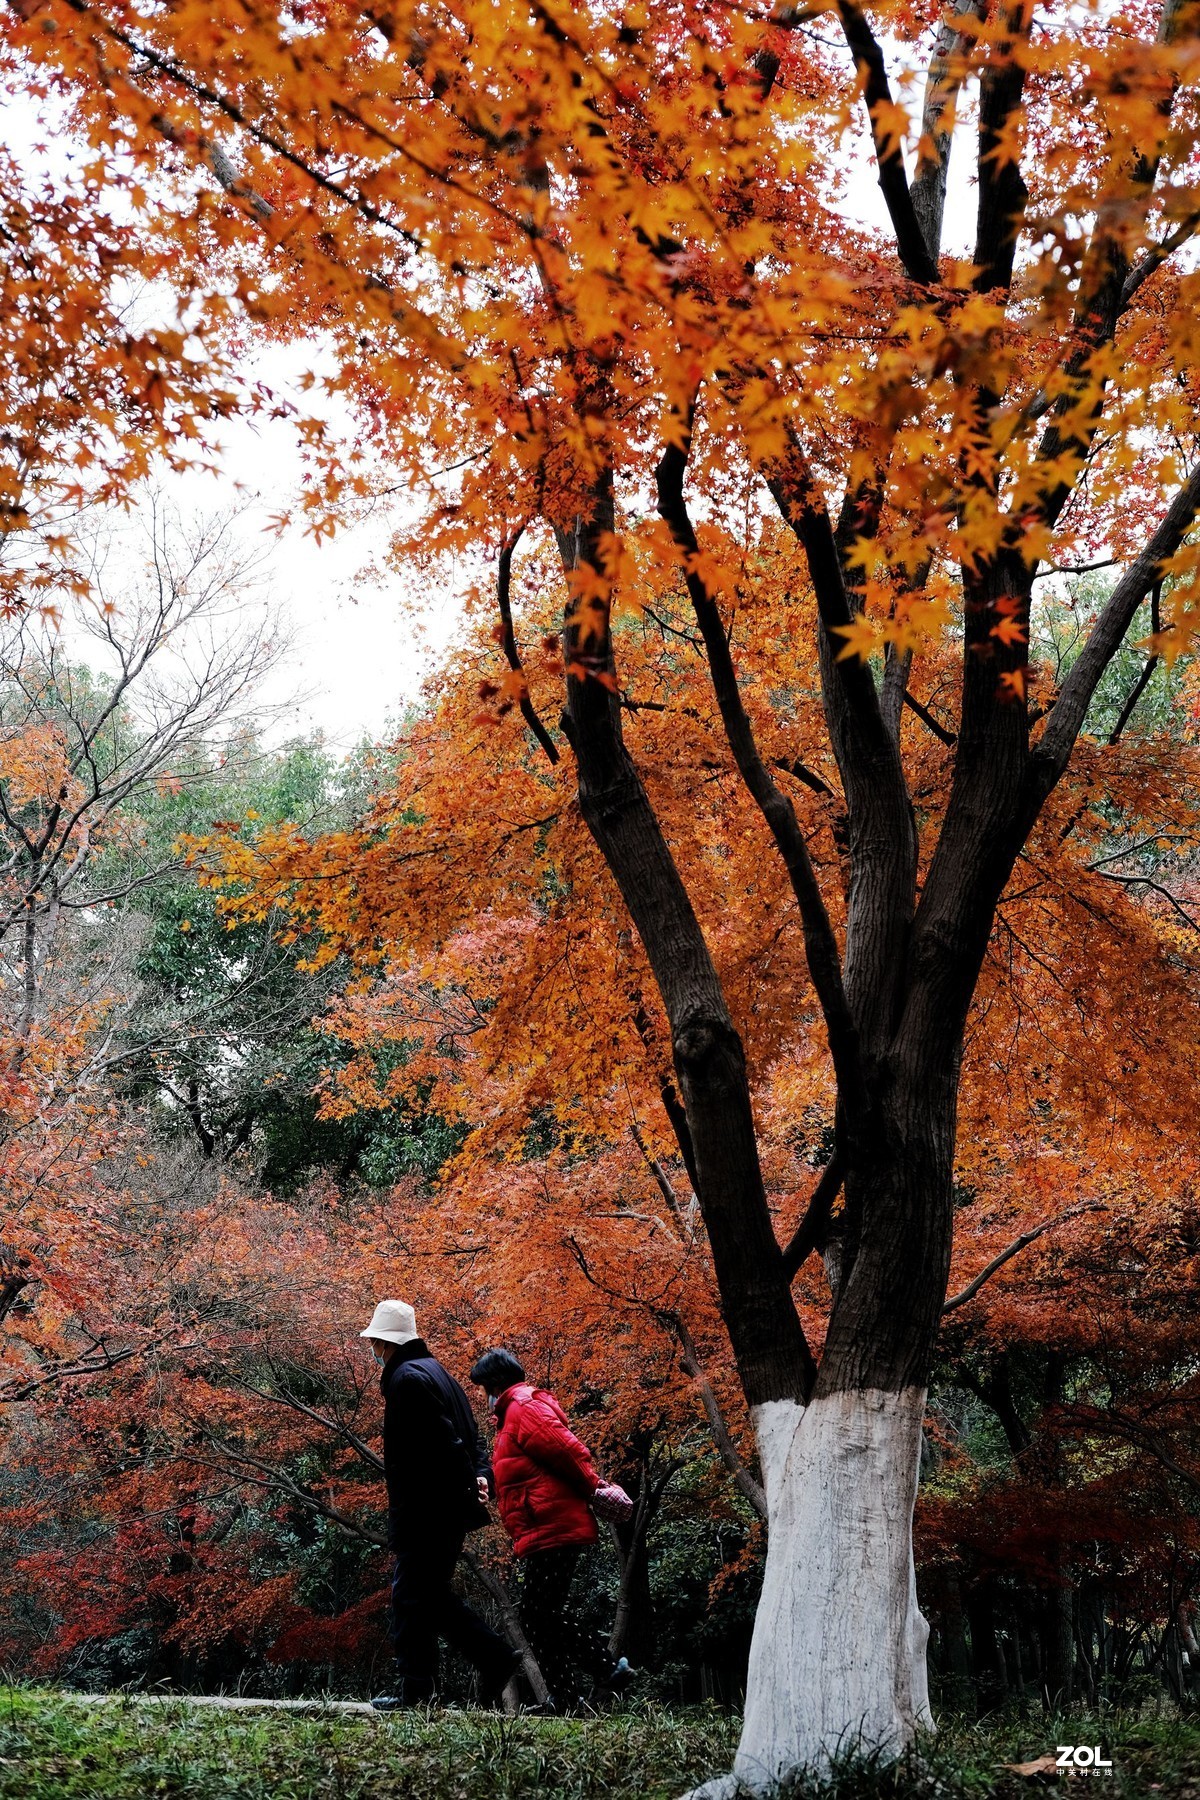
[163,368,462,756]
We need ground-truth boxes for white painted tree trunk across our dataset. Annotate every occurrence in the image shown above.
[687,1387,932,1799]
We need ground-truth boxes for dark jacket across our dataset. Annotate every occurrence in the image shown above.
[381,1339,490,1547]
[492,1383,599,1557]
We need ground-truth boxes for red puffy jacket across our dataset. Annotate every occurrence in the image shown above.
[492,1384,599,1556]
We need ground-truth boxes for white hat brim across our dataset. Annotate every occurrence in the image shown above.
[359,1327,419,1345]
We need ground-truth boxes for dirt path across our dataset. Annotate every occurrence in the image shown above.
[67,1693,379,1716]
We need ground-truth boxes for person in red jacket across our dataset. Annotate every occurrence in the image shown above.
[470,1348,628,1708]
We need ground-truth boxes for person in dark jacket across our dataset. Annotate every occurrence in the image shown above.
[470,1348,628,1709]
[361,1300,519,1710]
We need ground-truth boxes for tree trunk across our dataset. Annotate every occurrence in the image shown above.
[549,437,1163,1786]
[688,1079,953,1794]
[937,1572,976,1714]
[965,1580,1007,1710]
[729,1390,931,1790]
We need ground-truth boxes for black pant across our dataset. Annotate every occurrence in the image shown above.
[390,1524,512,1701]
[519,1545,613,1703]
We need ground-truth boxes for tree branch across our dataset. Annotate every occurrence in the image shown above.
[0,1332,195,1404]
[496,523,560,766]
[904,689,957,745]
[835,2,940,284]
[781,1153,845,1281]
[566,1233,767,1511]
[670,1311,767,1518]
[656,428,863,1111]
[973,0,1032,294]
[1121,209,1200,308]
[1108,583,1163,745]
[1033,463,1200,790]
[630,1119,695,1243]
[941,1201,1104,1312]
[910,0,985,262]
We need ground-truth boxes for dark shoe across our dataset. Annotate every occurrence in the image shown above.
[479,1648,523,1706]
[371,1685,434,1711]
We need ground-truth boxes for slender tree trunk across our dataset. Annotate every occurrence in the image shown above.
[938,1573,976,1713]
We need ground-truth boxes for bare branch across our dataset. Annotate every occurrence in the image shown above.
[1108,583,1163,745]
[0,1331,195,1404]
[670,1312,767,1518]
[942,1202,1104,1312]
[1033,463,1200,789]
[630,1119,695,1243]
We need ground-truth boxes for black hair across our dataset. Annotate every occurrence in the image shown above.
[469,1348,526,1393]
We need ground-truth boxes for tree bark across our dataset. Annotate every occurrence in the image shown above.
[554,495,814,1409]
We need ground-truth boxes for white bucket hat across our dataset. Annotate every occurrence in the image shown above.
[359,1299,419,1347]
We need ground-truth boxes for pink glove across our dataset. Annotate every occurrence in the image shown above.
[591,1479,635,1524]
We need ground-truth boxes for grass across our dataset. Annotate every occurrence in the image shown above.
[0,1689,1197,1800]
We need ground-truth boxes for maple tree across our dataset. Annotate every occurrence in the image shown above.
[1,612,1197,1704]
[198,561,1200,1714]
[6,0,1200,1782]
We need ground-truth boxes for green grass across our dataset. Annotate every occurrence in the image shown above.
[0,1689,1197,1799]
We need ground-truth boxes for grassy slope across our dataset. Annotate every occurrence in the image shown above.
[1,1691,1198,1799]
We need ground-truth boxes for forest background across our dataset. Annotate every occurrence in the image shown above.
[1,506,1198,1713]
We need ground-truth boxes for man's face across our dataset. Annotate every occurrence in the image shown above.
[369,1338,393,1367]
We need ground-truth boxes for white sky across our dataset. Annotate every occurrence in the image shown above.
[160,358,465,754]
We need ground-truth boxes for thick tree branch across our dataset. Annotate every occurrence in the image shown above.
[781,1154,845,1282]
[1028,0,1189,524]
[772,756,838,802]
[656,432,863,1107]
[766,443,892,753]
[1122,209,1200,308]
[904,690,957,745]
[556,482,815,1407]
[835,2,940,284]
[910,0,985,262]
[973,0,1032,294]
[767,430,918,1057]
